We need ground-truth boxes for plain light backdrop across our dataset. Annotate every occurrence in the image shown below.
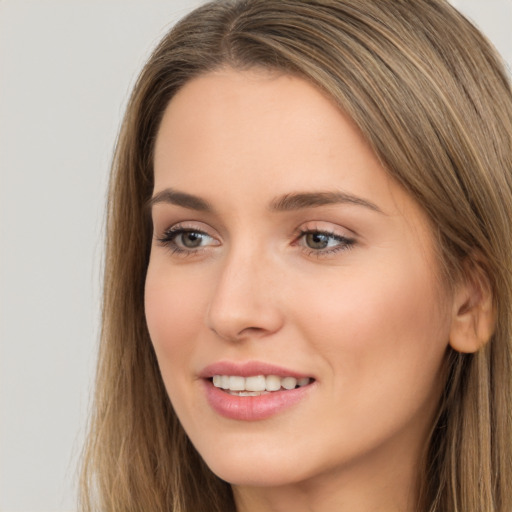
[0,1,510,511]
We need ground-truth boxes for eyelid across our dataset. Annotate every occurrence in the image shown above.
[156,220,218,239]
[294,220,355,239]
[156,222,220,255]
[293,221,357,257]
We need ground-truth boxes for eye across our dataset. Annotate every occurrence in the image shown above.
[175,230,209,248]
[156,225,219,255]
[297,229,355,256]
[303,232,338,250]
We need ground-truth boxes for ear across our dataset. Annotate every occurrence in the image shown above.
[449,259,496,353]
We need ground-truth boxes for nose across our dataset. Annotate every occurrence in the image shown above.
[206,246,284,342]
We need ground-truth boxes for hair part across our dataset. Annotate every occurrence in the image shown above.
[80,1,512,511]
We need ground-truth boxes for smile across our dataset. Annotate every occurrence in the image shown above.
[212,374,312,395]
[200,361,316,420]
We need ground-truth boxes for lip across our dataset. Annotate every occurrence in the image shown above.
[199,360,315,421]
[199,360,313,379]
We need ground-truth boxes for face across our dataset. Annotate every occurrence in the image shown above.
[145,68,453,493]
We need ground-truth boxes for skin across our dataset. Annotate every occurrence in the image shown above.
[145,68,462,512]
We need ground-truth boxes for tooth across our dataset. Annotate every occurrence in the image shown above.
[229,376,245,391]
[215,374,310,392]
[266,375,281,391]
[221,375,230,389]
[282,377,297,390]
[245,375,266,392]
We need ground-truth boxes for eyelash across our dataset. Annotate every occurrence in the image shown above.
[156,225,356,258]
[295,229,355,257]
[156,225,215,256]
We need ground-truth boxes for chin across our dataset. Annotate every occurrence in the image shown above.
[197,443,312,487]
[209,462,305,488]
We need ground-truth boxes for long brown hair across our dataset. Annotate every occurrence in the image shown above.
[80,1,512,510]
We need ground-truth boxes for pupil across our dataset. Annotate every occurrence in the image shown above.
[307,233,328,249]
[183,232,202,248]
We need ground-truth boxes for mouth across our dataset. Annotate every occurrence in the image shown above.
[200,363,316,420]
[210,374,313,396]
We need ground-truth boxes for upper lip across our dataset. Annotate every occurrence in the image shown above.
[199,360,313,379]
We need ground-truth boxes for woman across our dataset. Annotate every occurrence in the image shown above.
[80,1,512,511]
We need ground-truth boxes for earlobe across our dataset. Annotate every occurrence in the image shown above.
[448,260,496,354]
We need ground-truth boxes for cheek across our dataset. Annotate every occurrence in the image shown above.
[293,258,451,391]
[144,265,207,374]
[286,262,451,461]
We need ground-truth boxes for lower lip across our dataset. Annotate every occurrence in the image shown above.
[203,380,314,421]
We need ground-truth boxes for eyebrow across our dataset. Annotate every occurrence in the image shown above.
[269,191,383,213]
[148,188,383,214]
[147,188,213,212]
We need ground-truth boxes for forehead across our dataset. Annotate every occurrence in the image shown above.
[154,68,342,160]
[154,68,386,200]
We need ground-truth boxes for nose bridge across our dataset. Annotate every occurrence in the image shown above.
[206,239,282,341]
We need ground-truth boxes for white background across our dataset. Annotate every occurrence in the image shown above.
[0,1,510,511]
